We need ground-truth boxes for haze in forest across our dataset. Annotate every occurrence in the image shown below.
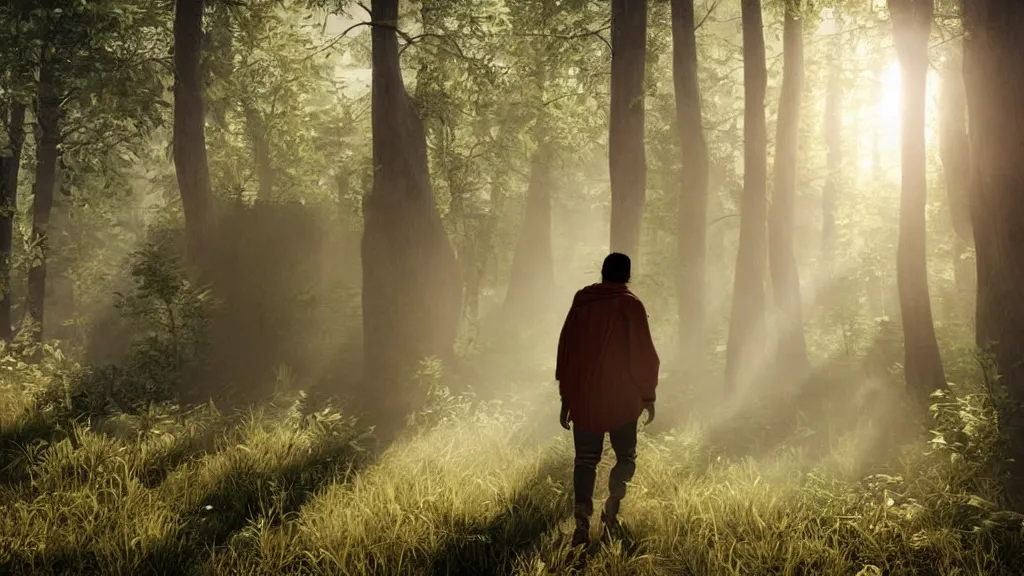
[3,0,1024,572]
[0,0,975,449]
[0,0,978,446]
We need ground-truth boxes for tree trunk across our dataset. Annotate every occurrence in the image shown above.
[962,0,1024,500]
[174,0,216,268]
[890,0,946,402]
[362,0,462,432]
[245,106,274,201]
[26,60,60,342]
[505,38,555,323]
[609,0,648,260]
[0,101,25,342]
[767,0,810,383]
[939,53,971,245]
[724,0,769,395]
[820,15,842,290]
[504,146,555,319]
[938,49,973,306]
[670,0,709,372]
[870,59,883,184]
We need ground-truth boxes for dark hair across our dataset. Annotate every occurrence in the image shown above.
[601,252,631,284]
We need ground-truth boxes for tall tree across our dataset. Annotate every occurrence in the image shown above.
[205,5,276,203]
[26,56,60,342]
[889,0,946,401]
[0,102,24,342]
[767,0,809,382]
[412,0,492,341]
[502,0,607,328]
[820,9,842,290]
[962,0,1024,492]
[504,0,555,324]
[12,1,166,342]
[362,0,462,430]
[174,0,216,267]
[670,0,709,370]
[937,46,972,301]
[0,3,28,342]
[608,0,648,259]
[938,52,971,245]
[504,137,555,321]
[724,0,769,394]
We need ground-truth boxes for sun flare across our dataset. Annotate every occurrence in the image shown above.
[857,60,940,178]
[878,62,902,128]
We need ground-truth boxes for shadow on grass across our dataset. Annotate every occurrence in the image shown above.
[131,414,240,489]
[0,418,55,483]
[0,411,78,488]
[0,403,234,492]
[1,430,375,576]
[426,451,573,575]
[142,434,375,574]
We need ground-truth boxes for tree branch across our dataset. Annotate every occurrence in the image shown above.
[709,213,739,226]
[516,25,612,52]
[696,0,722,31]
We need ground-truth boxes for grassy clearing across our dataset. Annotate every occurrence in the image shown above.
[2,362,1024,575]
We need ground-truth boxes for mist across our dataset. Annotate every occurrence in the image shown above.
[1,0,1023,573]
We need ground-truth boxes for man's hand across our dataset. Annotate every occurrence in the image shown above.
[559,400,571,430]
[643,401,655,426]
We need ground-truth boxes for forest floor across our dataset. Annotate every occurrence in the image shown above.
[2,364,1024,575]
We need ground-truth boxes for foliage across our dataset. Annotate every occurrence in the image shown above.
[927,386,1006,493]
[204,2,360,207]
[55,241,215,417]
[406,356,470,430]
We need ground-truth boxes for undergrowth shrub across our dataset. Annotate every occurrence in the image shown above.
[407,357,471,431]
[927,387,1004,494]
[62,242,214,416]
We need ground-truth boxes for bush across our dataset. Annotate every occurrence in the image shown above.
[48,241,215,418]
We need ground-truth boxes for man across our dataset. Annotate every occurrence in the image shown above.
[555,252,660,547]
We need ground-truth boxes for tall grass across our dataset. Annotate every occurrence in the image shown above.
[2,353,1024,575]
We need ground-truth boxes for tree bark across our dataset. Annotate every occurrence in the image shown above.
[725,0,769,395]
[174,0,216,268]
[362,0,462,431]
[505,145,555,319]
[670,0,709,372]
[890,0,946,402]
[962,0,1024,499]
[768,0,810,383]
[938,48,973,306]
[505,38,555,324]
[0,101,25,341]
[26,59,60,342]
[608,0,648,260]
[938,53,971,245]
[870,59,884,184]
[820,14,842,290]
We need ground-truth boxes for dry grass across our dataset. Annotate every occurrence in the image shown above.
[2,365,1024,575]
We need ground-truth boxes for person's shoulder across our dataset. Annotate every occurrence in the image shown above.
[569,287,587,307]
[623,290,648,310]
[572,283,598,298]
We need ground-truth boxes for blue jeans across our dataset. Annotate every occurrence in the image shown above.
[572,419,638,527]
